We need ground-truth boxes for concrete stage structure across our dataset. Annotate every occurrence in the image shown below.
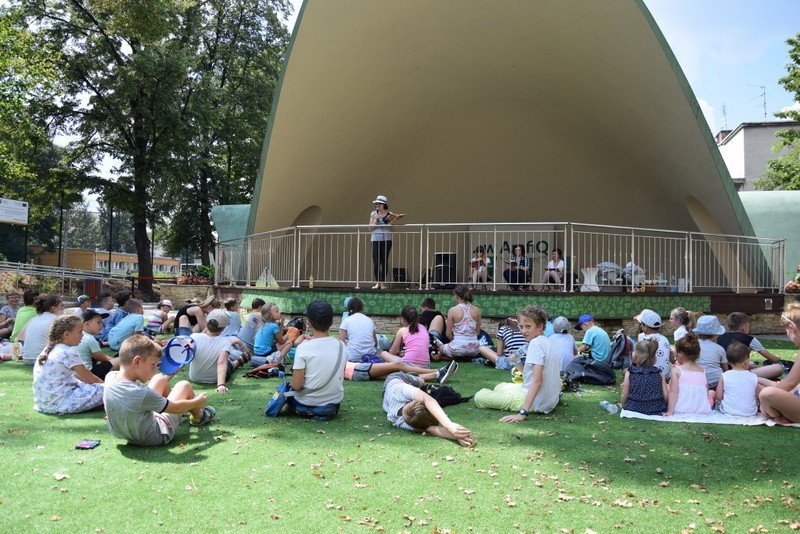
[245,0,754,239]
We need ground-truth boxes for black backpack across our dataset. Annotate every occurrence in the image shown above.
[421,384,472,407]
[563,356,617,385]
[609,329,634,370]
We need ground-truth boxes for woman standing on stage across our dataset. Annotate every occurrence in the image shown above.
[369,195,404,289]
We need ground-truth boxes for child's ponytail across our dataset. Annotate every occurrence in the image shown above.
[401,305,420,334]
[36,315,81,365]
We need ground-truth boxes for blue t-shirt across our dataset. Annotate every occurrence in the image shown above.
[254,322,280,356]
[581,325,611,362]
[100,309,128,342]
[108,313,144,351]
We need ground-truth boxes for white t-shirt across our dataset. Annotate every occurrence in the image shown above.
[292,337,346,406]
[523,335,561,414]
[339,312,376,362]
[383,377,417,431]
[673,325,688,342]
[719,369,758,417]
[22,312,57,364]
[638,332,672,376]
[549,333,577,372]
[188,333,233,384]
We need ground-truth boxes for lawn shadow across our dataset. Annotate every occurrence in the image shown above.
[116,424,229,463]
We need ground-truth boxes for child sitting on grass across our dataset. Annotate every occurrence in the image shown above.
[664,333,712,416]
[104,334,215,447]
[620,339,667,415]
[77,308,118,380]
[382,372,474,447]
[33,315,104,414]
[380,305,430,368]
[108,299,147,351]
[237,298,265,351]
[473,305,561,421]
[252,303,294,366]
[477,317,526,371]
[188,309,251,394]
[760,303,800,423]
[714,341,758,417]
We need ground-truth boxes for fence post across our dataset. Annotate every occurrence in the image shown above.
[687,233,692,293]
[492,225,498,291]
[418,226,424,290]
[630,229,635,293]
[355,227,361,290]
[425,227,431,290]
[736,239,741,293]
[293,227,301,288]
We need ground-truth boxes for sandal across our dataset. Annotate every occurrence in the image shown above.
[190,406,216,426]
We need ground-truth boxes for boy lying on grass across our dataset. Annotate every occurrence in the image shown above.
[103,334,215,446]
[382,372,474,447]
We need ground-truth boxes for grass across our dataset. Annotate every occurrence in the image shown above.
[1,340,799,533]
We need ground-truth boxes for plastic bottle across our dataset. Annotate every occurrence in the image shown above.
[309,275,314,289]
[599,400,619,414]
[12,341,21,361]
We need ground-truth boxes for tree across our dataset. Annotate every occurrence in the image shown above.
[97,201,136,254]
[65,200,102,251]
[18,0,291,297]
[756,34,800,190]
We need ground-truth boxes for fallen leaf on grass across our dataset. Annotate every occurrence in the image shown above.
[51,516,61,521]
[623,457,636,463]
[53,473,70,481]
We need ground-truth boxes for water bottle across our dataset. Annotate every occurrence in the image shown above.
[309,275,314,289]
[599,400,619,414]
[12,341,21,361]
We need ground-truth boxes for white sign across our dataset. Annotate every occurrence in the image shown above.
[0,197,29,225]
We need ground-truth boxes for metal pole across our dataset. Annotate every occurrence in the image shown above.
[418,226,424,290]
[355,228,361,290]
[736,239,741,293]
[107,205,113,275]
[57,191,64,268]
[246,237,252,286]
[492,225,498,291]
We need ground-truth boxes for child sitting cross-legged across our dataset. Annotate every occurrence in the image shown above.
[620,339,667,415]
[103,334,215,447]
[714,341,759,417]
[188,309,251,393]
[382,372,474,447]
[663,333,712,416]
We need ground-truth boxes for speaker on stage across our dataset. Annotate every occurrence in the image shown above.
[433,252,457,289]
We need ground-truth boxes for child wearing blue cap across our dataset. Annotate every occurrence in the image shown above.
[575,314,611,363]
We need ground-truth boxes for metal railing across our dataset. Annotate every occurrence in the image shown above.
[0,260,130,295]
[216,222,786,293]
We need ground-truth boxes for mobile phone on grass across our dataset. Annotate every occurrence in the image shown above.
[75,440,101,450]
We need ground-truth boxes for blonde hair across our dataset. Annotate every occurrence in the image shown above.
[782,302,800,326]
[36,315,82,365]
[119,334,162,366]
[632,339,657,366]
[402,399,437,430]
[260,302,279,322]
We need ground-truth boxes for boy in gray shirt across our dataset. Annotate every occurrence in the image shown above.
[103,335,215,446]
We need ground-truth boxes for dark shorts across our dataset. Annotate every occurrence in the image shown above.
[286,397,340,421]
[91,360,113,380]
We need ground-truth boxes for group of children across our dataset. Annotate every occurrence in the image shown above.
[5,284,800,450]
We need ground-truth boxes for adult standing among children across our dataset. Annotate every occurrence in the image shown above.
[368,194,405,290]
[20,294,65,365]
[760,303,800,423]
[174,296,219,337]
[433,285,481,361]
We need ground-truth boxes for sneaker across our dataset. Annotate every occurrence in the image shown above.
[473,357,487,366]
[190,406,216,426]
[438,361,458,384]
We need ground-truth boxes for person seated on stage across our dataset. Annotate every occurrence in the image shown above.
[469,245,491,289]
[502,244,531,291]
[574,314,611,364]
[540,248,565,288]
[419,298,448,344]
[634,309,673,378]
[380,305,430,368]
[432,285,481,361]
[717,312,786,380]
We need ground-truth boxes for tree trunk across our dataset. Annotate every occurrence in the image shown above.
[133,218,155,299]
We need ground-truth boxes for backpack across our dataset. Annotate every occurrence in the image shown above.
[421,383,472,407]
[563,356,617,385]
[609,329,634,370]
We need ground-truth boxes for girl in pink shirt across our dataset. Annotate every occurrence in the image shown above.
[380,306,431,368]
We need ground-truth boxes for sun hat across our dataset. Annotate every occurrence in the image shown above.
[575,314,593,331]
[552,316,571,334]
[693,315,725,336]
[160,336,197,375]
[373,195,388,205]
[634,309,662,328]
[207,309,230,329]
[158,299,173,309]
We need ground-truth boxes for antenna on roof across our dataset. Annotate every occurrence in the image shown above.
[747,84,767,120]
[722,103,728,130]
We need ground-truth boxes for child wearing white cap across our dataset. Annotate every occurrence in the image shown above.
[634,309,672,377]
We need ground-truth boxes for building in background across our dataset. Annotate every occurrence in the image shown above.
[717,121,800,191]
[32,247,180,275]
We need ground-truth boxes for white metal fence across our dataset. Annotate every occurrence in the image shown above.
[216,222,785,293]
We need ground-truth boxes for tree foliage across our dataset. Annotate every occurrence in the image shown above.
[15,0,291,296]
[756,34,800,191]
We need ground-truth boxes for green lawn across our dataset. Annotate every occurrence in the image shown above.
[1,340,798,532]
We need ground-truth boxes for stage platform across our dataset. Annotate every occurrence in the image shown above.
[215,286,784,323]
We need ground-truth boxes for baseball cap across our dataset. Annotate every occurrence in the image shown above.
[552,316,571,334]
[575,314,593,331]
[82,308,110,322]
[207,309,230,329]
[160,336,197,375]
[634,309,662,328]
[158,299,173,308]
[77,295,91,304]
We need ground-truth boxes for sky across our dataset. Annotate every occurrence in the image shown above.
[284,0,800,134]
